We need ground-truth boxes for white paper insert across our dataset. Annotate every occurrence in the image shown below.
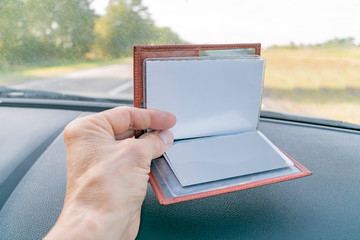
[144,57,293,186]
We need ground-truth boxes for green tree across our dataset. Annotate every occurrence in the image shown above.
[93,0,186,58]
[94,0,155,57]
[0,0,96,65]
[0,0,27,66]
[322,37,356,48]
[24,0,96,59]
[152,27,186,45]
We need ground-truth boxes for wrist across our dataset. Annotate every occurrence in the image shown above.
[44,203,131,240]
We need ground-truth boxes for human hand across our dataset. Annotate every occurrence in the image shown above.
[44,107,176,240]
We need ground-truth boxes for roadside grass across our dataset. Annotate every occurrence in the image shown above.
[1,47,359,124]
[0,57,132,85]
[262,47,360,125]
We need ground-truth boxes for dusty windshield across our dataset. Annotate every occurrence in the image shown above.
[0,0,359,125]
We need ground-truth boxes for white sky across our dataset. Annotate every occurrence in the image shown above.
[91,0,360,47]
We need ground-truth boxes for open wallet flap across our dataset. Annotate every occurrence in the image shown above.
[133,44,311,205]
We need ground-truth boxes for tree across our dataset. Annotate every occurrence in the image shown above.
[152,27,186,45]
[322,37,356,48]
[0,0,96,65]
[24,0,96,59]
[0,0,27,66]
[0,0,186,65]
[93,0,186,58]
[93,0,155,57]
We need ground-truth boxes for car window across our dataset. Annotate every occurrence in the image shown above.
[0,0,359,125]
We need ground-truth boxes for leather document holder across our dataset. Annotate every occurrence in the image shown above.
[133,44,312,205]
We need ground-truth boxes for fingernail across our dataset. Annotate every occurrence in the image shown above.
[158,130,173,145]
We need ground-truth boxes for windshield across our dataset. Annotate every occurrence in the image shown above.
[1,0,359,125]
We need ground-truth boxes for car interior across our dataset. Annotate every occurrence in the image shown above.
[1,99,359,239]
[1,0,359,239]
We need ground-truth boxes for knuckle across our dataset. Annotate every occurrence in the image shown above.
[133,156,151,171]
[120,139,152,169]
[122,139,149,159]
[133,145,150,160]
[147,133,166,155]
[63,118,86,141]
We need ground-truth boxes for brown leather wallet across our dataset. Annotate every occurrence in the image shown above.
[133,43,311,205]
[133,43,261,109]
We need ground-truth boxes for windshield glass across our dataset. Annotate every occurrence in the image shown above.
[1,0,359,125]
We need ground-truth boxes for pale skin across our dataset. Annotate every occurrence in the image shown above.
[44,107,176,240]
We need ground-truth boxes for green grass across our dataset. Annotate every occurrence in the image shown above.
[1,47,359,125]
[263,47,360,89]
[0,57,132,85]
[262,47,360,124]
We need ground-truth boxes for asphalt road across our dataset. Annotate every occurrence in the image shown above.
[13,62,134,100]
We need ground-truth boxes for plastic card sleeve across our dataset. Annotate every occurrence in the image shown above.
[133,43,311,205]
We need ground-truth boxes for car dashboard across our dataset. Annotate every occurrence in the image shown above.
[0,101,359,240]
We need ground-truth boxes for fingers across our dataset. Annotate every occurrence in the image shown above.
[101,107,176,136]
[138,130,174,160]
[115,129,135,140]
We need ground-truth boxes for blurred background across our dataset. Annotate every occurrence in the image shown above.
[0,0,359,125]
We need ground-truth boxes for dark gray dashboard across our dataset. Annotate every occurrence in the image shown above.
[0,107,81,207]
[0,105,359,240]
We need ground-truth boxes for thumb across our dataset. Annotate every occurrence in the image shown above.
[138,130,174,160]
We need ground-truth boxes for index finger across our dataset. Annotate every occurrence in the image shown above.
[100,106,176,136]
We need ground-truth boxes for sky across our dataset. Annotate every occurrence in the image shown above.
[91,0,360,47]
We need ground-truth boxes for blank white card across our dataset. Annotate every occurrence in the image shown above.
[145,57,293,186]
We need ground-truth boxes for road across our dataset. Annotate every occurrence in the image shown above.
[12,62,285,112]
[13,62,134,100]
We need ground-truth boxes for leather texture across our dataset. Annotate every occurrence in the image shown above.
[137,119,360,240]
[134,43,311,204]
[0,133,67,239]
[133,43,261,109]
[133,44,261,140]
[150,153,310,205]
[0,107,80,208]
[0,110,359,239]
[0,111,88,239]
